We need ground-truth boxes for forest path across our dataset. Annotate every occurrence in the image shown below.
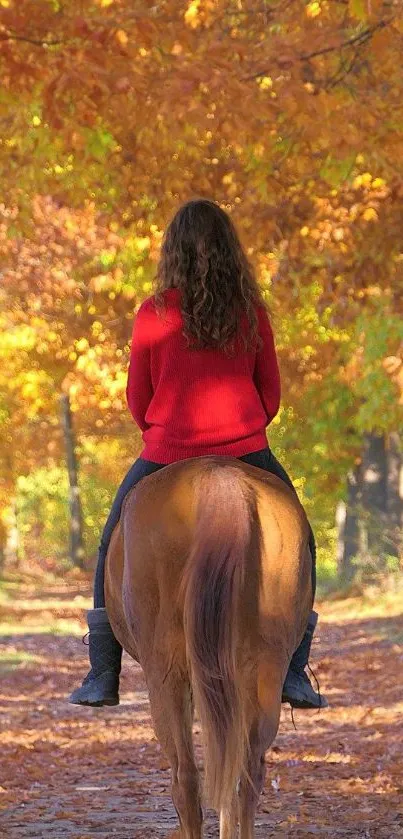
[1,581,402,838]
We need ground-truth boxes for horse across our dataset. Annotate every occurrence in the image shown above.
[104,456,312,839]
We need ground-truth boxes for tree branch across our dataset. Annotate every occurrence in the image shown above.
[243,18,392,81]
[299,18,390,61]
[0,32,65,47]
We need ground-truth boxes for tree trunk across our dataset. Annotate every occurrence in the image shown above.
[60,393,85,569]
[386,432,403,559]
[336,465,362,581]
[0,515,7,572]
[361,432,388,560]
[5,499,21,568]
[338,432,402,583]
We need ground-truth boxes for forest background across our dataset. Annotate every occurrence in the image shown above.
[0,0,402,589]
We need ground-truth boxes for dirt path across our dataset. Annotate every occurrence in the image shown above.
[1,583,402,838]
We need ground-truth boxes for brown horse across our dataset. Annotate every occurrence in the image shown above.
[104,457,312,839]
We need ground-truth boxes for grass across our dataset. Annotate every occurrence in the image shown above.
[0,575,91,636]
[0,650,44,672]
[0,619,86,637]
[0,578,24,605]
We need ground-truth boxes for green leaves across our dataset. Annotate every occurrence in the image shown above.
[349,0,368,22]
[85,127,117,162]
[320,154,356,189]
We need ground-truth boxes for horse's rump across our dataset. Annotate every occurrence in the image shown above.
[182,462,261,810]
[105,456,312,820]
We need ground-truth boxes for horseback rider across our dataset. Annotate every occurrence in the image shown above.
[69,198,328,711]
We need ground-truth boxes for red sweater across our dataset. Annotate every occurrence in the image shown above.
[126,289,281,464]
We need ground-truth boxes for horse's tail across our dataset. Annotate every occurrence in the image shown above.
[183,462,260,811]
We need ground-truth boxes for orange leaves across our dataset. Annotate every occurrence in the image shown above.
[1,0,401,242]
[115,29,128,48]
[0,0,402,532]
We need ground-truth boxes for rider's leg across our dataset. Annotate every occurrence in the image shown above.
[238,448,327,710]
[69,458,165,706]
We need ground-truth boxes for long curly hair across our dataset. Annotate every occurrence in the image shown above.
[155,199,265,350]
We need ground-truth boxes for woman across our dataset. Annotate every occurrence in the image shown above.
[69,199,327,710]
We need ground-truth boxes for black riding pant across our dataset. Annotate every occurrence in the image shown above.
[94,447,316,608]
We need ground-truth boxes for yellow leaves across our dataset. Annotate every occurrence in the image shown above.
[259,76,273,91]
[372,177,385,189]
[90,274,109,293]
[32,116,41,127]
[75,338,89,353]
[136,235,151,251]
[353,172,372,189]
[0,325,36,354]
[333,228,344,242]
[22,381,39,399]
[184,0,200,28]
[115,30,128,47]
[122,285,136,300]
[91,321,103,337]
[362,207,378,222]
[171,43,183,56]
[306,1,322,19]
[300,226,310,237]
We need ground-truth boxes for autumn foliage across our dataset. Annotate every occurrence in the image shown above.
[0,0,402,572]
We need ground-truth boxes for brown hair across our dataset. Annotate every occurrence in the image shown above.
[155,199,265,350]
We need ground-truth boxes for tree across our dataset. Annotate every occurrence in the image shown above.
[0,0,402,575]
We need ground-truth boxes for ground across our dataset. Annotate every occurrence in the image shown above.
[0,579,402,839]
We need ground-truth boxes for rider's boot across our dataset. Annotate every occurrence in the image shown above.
[69,608,121,707]
[282,611,328,709]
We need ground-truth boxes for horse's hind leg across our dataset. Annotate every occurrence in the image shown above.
[238,716,277,839]
[148,666,203,839]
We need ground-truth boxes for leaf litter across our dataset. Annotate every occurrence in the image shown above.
[0,583,402,838]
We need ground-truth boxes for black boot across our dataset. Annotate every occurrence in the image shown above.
[69,608,122,707]
[282,611,328,710]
